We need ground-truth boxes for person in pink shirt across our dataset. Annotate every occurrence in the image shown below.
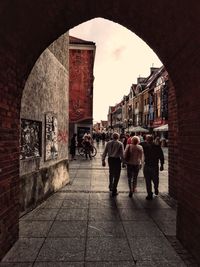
[127,132,135,145]
[124,136,144,197]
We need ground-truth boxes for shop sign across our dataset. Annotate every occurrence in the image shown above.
[153,119,163,127]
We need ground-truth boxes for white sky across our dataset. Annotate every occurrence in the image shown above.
[70,18,162,122]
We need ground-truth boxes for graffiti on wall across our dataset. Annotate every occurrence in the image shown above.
[57,130,68,143]
[20,119,42,160]
[45,113,58,161]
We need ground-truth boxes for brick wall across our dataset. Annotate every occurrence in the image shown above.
[69,49,94,123]
[176,82,200,262]
[168,80,179,199]
[0,47,20,258]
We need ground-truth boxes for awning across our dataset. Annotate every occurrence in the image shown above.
[153,124,168,132]
[128,126,149,133]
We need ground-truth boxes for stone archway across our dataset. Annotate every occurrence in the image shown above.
[1,0,200,262]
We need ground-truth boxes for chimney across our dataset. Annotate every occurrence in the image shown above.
[150,67,159,74]
[137,77,146,84]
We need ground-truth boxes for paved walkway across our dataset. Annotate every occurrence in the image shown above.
[0,143,193,266]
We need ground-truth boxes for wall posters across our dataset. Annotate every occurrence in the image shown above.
[45,113,58,161]
[20,119,42,160]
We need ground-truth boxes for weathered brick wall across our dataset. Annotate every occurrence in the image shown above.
[175,69,200,262]
[0,44,20,258]
[168,80,178,199]
[69,49,94,123]
[20,32,69,213]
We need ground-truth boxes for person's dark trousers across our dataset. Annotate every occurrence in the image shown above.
[85,147,91,159]
[108,157,121,194]
[127,164,140,192]
[143,165,159,196]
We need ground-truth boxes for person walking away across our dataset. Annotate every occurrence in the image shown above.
[124,136,143,197]
[101,131,106,145]
[95,132,100,145]
[88,135,94,156]
[102,132,124,197]
[140,134,146,147]
[137,132,144,143]
[143,135,164,200]
[124,133,130,148]
[70,133,77,160]
[154,136,161,146]
[82,135,92,160]
[122,133,130,168]
[127,132,135,144]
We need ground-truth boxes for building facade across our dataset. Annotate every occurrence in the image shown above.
[69,36,96,145]
[107,66,169,138]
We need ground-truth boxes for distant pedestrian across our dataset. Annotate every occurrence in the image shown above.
[142,135,164,200]
[127,132,135,144]
[102,132,124,197]
[123,133,130,149]
[154,136,161,146]
[95,132,100,145]
[82,135,92,160]
[140,134,147,147]
[124,136,144,197]
[70,133,77,160]
[137,133,144,143]
[101,131,106,145]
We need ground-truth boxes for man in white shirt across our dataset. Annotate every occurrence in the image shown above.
[102,132,124,196]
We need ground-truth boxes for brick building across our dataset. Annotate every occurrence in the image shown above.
[69,36,96,145]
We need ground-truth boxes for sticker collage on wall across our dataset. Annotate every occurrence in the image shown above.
[20,119,42,160]
[45,113,58,161]
[20,113,58,161]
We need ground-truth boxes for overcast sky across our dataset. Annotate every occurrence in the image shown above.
[70,18,162,122]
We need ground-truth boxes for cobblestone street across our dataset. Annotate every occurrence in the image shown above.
[1,143,196,266]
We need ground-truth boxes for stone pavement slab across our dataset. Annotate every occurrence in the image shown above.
[0,263,33,267]
[86,237,133,261]
[129,236,182,261]
[85,263,135,267]
[19,221,53,238]
[123,221,163,237]
[34,263,84,267]
[88,221,125,237]
[20,208,59,221]
[2,238,44,263]
[56,208,88,221]
[36,238,85,262]
[48,221,87,237]
[136,261,186,266]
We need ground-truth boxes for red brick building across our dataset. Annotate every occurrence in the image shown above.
[69,36,96,144]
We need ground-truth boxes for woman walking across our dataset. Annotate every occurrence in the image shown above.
[124,136,144,197]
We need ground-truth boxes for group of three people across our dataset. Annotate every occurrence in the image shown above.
[102,132,164,199]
